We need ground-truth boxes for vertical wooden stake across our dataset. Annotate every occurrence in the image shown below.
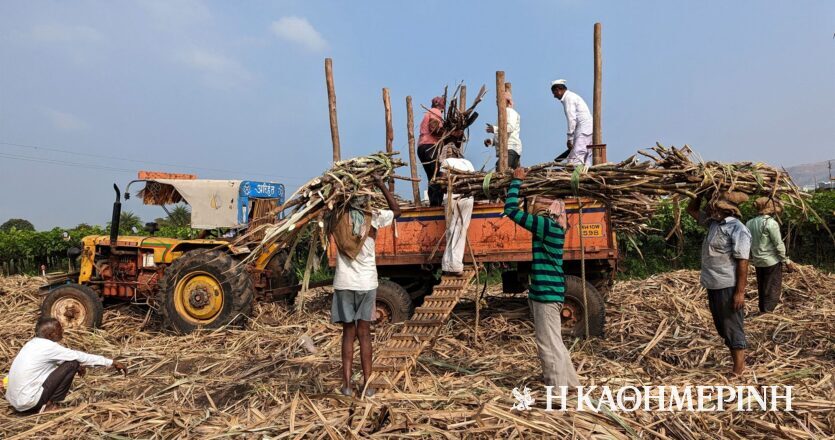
[593,23,603,146]
[406,96,421,204]
[459,85,467,113]
[383,87,395,192]
[325,58,341,163]
[496,71,508,172]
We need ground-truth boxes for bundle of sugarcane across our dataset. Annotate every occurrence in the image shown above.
[437,144,815,235]
[233,152,407,300]
[424,84,488,158]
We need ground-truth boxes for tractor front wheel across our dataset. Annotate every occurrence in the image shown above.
[158,250,254,334]
[41,284,104,330]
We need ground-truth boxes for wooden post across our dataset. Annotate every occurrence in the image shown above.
[383,87,395,192]
[406,96,421,204]
[496,71,508,172]
[325,58,341,162]
[593,23,602,146]
[459,85,467,113]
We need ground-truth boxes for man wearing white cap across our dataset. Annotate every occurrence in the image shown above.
[551,80,593,167]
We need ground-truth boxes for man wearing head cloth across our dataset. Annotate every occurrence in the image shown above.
[687,191,752,377]
[330,175,401,397]
[503,166,580,389]
[484,92,522,170]
[746,197,795,313]
[550,79,593,167]
[417,96,447,206]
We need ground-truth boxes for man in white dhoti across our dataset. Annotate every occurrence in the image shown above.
[551,79,593,167]
[439,146,474,276]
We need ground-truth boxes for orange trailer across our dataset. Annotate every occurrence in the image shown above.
[329,198,614,336]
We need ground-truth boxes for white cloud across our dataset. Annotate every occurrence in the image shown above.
[44,109,88,131]
[28,24,104,44]
[270,16,328,52]
[182,49,254,89]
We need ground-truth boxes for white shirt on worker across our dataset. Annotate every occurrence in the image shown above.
[558,90,593,139]
[489,107,522,155]
[6,337,112,411]
[441,158,475,201]
[333,209,395,291]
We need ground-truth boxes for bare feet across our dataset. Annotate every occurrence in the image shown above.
[340,386,353,397]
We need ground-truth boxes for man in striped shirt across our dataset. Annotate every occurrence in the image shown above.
[505,167,580,388]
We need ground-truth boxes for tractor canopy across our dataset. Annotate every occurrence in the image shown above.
[126,173,285,230]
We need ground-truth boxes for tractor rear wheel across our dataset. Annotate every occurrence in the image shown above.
[158,250,254,334]
[560,275,605,338]
[375,279,413,324]
[41,284,103,330]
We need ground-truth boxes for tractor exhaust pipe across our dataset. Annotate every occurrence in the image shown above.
[110,184,121,249]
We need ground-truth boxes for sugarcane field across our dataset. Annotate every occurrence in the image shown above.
[1,3,834,439]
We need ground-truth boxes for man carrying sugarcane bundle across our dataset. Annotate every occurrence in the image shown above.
[417,96,446,206]
[484,92,522,170]
[504,167,580,388]
[746,197,796,313]
[331,175,401,397]
[687,191,752,376]
[438,145,475,276]
[551,79,593,167]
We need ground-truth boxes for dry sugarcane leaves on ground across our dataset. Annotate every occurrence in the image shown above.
[438,144,820,236]
[0,266,833,438]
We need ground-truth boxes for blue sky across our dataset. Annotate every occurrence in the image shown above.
[1,1,833,229]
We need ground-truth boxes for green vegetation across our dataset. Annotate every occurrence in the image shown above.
[0,219,35,232]
[618,191,835,278]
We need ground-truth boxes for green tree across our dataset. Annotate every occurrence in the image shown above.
[165,204,191,227]
[1,218,35,232]
[106,211,143,235]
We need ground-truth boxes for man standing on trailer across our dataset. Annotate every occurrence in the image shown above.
[484,92,522,170]
[438,145,475,276]
[551,80,593,167]
[687,191,752,376]
[504,167,580,389]
[331,175,401,397]
[417,96,446,206]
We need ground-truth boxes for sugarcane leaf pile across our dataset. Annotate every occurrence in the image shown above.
[438,143,818,236]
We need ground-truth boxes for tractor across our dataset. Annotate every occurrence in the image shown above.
[40,172,298,333]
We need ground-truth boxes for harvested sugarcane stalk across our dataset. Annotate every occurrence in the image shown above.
[230,152,407,293]
[437,143,821,236]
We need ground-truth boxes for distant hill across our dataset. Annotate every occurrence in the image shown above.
[785,160,834,188]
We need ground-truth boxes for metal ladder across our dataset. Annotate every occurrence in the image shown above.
[370,267,476,390]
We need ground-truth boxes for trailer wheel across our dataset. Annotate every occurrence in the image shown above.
[158,250,254,334]
[561,275,605,338]
[266,250,298,304]
[41,284,103,329]
[375,279,413,324]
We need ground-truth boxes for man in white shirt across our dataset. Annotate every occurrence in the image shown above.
[6,317,127,413]
[484,92,522,170]
[439,146,475,276]
[551,80,593,167]
[331,175,401,397]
